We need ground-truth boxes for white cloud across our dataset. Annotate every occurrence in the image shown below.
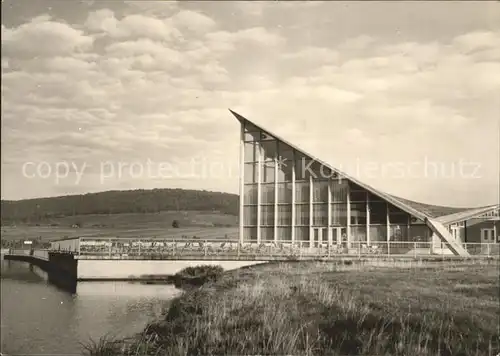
[453,31,500,53]
[2,16,94,57]
[170,10,217,34]
[85,10,183,42]
[206,27,285,48]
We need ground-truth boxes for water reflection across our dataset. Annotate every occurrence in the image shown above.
[1,261,181,355]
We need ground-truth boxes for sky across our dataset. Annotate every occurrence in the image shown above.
[1,1,499,207]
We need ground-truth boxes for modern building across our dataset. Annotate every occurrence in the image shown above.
[230,110,499,256]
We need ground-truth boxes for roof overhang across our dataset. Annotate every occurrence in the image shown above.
[436,205,500,226]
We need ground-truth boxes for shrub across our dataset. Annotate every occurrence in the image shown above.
[173,265,224,289]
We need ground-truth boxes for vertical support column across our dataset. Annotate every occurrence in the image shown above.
[309,174,313,247]
[366,193,370,245]
[274,143,278,243]
[386,203,390,254]
[327,179,332,246]
[407,216,410,244]
[291,151,296,243]
[239,122,245,244]
[346,181,351,249]
[108,238,112,258]
[257,134,262,244]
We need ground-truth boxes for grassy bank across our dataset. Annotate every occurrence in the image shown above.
[85,260,499,356]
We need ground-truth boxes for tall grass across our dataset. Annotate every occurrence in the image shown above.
[84,262,499,356]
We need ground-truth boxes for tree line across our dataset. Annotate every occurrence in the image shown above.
[1,188,239,224]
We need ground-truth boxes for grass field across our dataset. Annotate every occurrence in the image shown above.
[86,260,500,356]
[1,211,238,242]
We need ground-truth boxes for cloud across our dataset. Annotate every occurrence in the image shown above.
[85,10,183,43]
[206,27,285,48]
[452,31,500,53]
[2,15,94,57]
[170,10,217,34]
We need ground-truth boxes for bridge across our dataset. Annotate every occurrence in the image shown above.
[3,238,498,291]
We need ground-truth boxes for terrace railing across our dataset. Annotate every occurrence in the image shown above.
[74,238,500,259]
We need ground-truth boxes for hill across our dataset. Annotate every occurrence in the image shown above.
[1,188,239,225]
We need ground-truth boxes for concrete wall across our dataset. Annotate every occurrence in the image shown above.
[77,260,268,280]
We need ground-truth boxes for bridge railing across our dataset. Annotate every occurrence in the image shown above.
[5,249,50,260]
[75,238,500,259]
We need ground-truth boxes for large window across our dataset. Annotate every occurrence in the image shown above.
[370,202,387,224]
[350,190,367,202]
[295,182,309,203]
[294,153,310,181]
[244,122,260,142]
[261,183,275,204]
[277,205,292,225]
[295,204,309,225]
[243,227,257,241]
[244,163,257,184]
[389,225,409,241]
[295,227,309,241]
[244,185,257,205]
[312,180,329,202]
[277,227,292,241]
[244,141,258,162]
[277,182,292,203]
[243,206,257,225]
[368,193,385,202]
[260,205,274,226]
[331,203,348,225]
[369,226,386,242]
[277,142,294,182]
[260,140,277,161]
[408,225,430,242]
[351,226,367,242]
[313,204,328,226]
[331,180,348,202]
[261,227,274,241]
[261,161,275,183]
[388,204,409,224]
[350,203,367,225]
[389,212,409,224]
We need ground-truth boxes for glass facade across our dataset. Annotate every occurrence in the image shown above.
[240,121,428,244]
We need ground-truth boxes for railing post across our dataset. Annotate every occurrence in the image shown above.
[204,240,208,257]
[387,241,390,257]
[299,241,303,259]
[487,243,490,257]
[108,239,112,258]
[414,242,417,258]
[237,242,240,258]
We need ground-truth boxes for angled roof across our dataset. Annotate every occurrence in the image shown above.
[230,109,498,223]
[435,205,499,225]
[388,195,473,218]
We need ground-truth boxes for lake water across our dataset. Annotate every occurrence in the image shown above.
[0,259,182,355]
